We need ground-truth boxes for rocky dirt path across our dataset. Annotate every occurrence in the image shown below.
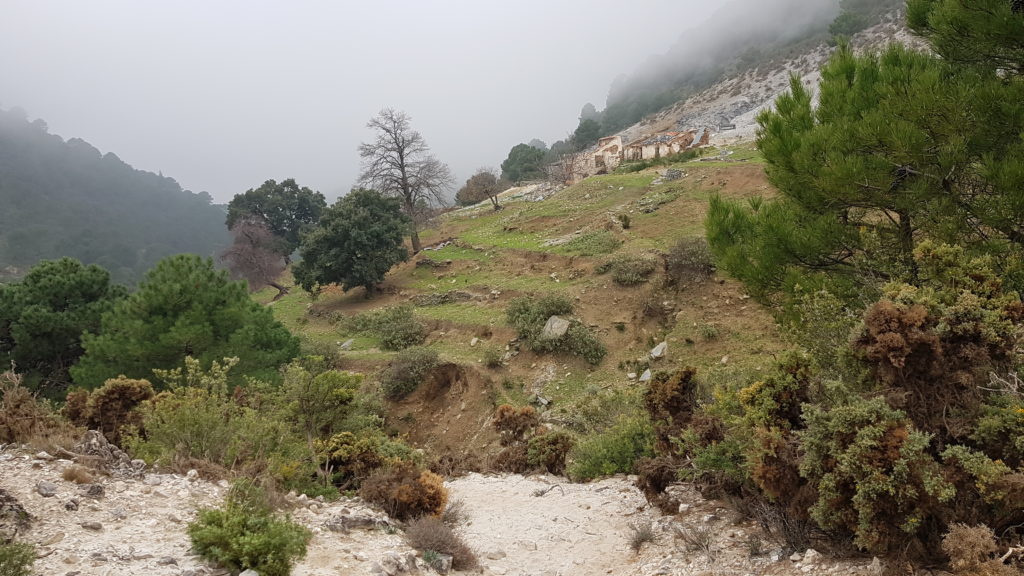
[2,444,911,576]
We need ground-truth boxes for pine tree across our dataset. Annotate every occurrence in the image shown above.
[706,38,1024,298]
[71,254,298,389]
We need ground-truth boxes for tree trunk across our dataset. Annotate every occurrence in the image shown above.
[410,229,422,253]
[268,281,289,302]
[897,210,918,282]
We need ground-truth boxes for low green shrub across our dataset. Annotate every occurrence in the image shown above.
[0,542,35,576]
[188,482,311,576]
[506,295,606,365]
[380,347,439,400]
[341,306,425,351]
[561,230,622,256]
[664,237,714,288]
[568,415,654,481]
[597,254,658,286]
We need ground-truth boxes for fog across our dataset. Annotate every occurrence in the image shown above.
[0,0,838,202]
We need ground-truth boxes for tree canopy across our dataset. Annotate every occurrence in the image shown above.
[454,169,510,209]
[572,118,602,151]
[0,258,125,393]
[357,109,453,253]
[707,35,1024,300]
[71,254,298,389]
[225,178,326,258]
[292,189,410,296]
[500,143,546,183]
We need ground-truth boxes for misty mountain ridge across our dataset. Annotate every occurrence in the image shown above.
[590,0,902,137]
[0,106,229,284]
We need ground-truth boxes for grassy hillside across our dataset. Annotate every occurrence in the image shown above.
[257,145,785,460]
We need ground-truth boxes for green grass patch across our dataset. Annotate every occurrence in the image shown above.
[414,302,503,326]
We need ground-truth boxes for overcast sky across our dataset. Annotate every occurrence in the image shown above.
[1,1,723,202]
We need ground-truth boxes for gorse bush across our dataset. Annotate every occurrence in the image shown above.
[380,347,439,400]
[506,295,606,365]
[188,481,310,576]
[62,376,154,446]
[340,305,425,351]
[490,404,574,475]
[359,461,447,521]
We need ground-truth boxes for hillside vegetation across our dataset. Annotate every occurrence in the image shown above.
[0,107,228,284]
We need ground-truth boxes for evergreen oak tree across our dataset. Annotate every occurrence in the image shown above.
[225,178,327,261]
[71,254,298,389]
[292,189,410,296]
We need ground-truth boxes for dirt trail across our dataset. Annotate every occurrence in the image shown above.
[2,445,896,576]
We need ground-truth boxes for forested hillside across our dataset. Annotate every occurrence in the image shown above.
[0,107,229,284]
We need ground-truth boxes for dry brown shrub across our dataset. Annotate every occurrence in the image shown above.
[404,515,479,570]
[61,389,89,427]
[942,524,1019,576]
[643,368,698,455]
[429,452,481,477]
[0,370,80,451]
[492,404,538,446]
[489,444,530,474]
[359,462,448,521]
[61,465,96,484]
[635,456,680,514]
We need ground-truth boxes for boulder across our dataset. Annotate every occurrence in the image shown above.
[36,481,57,497]
[650,341,668,360]
[540,316,570,340]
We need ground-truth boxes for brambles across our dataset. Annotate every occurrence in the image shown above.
[380,347,439,400]
[404,515,479,571]
[359,462,447,521]
[188,482,311,576]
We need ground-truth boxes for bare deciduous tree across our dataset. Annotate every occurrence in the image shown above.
[455,168,510,210]
[220,219,288,300]
[358,109,454,252]
[546,151,588,186]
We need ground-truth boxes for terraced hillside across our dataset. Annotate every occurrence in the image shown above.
[255,146,785,464]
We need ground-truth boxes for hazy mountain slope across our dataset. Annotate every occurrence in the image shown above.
[0,107,229,284]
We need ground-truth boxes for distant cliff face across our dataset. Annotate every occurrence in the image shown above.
[612,10,918,148]
[0,107,229,284]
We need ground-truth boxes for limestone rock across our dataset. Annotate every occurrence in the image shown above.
[650,341,668,360]
[540,316,570,340]
[639,369,652,382]
[36,481,57,497]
